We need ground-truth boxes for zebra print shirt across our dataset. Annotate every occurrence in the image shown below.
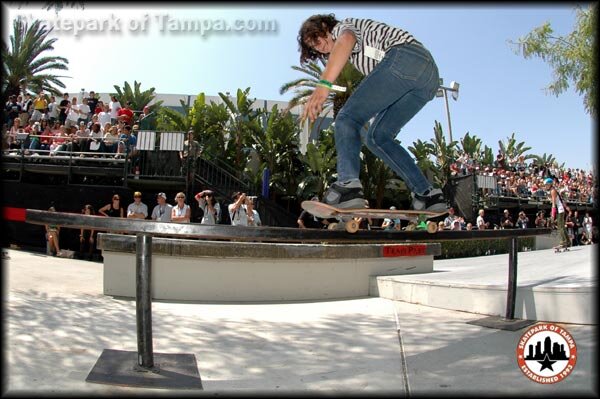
[331,18,416,76]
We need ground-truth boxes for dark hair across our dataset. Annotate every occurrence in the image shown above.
[82,204,95,214]
[298,14,339,64]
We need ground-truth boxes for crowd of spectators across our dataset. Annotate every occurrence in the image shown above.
[3,91,156,159]
[451,150,596,205]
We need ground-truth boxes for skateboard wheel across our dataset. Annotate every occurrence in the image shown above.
[328,223,338,230]
[345,220,359,234]
[426,221,438,234]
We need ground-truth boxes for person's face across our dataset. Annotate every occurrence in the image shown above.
[157,196,165,204]
[306,32,335,54]
[134,194,142,202]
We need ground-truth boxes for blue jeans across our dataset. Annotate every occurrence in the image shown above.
[334,42,440,195]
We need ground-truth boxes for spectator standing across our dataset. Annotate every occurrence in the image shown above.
[77,97,91,126]
[31,91,48,122]
[98,103,111,128]
[195,190,221,225]
[127,191,148,219]
[45,206,61,256]
[5,95,22,128]
[58,93,70,125]
[86,91,99,118]
[20,93,33,125]
[535,210,547,228]
[545,177,570,249]
[501,209,514,229]
[582,212,593,244]
[229,192,251,226]
[171,192,191,223]
[109,95,122,125]
[180,130,202,180]
[117,101,134,126]
[151,192,173,222]
[47,95,59,124]
[516,211,530,229]
[476,209,489,230]
[79,204,97,260]
[138,105,157,130]
[65,97,80,129]
[98,194,125,218]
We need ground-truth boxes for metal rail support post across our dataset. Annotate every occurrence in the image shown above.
[136,233,154,369]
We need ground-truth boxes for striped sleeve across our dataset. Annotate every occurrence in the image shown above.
[331,19,363,54]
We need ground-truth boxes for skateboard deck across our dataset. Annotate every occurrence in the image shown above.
[553,245,570,253]
[301,201,447,233]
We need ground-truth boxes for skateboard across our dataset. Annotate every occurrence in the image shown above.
[553,245,570,253]
[301,201,447,234]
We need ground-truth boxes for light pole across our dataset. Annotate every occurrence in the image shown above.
[436,79,460,142]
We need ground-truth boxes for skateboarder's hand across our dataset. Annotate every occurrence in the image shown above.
[303,86,329,122]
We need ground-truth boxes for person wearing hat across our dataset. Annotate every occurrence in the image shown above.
[544,177,570,248]
[151,192,173,222]
[127,191,148,219]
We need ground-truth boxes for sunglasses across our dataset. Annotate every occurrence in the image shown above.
[176,196,185,199]
[113,197,120,200]
[134,196,141,198]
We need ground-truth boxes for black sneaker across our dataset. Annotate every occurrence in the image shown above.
[411,188,447,212]
[323,181,365,209]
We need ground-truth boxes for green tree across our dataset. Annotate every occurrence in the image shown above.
[2,17,69,99]
[509,3,597,116]
[497,132,534,166]
[359,149,408,209]
[219,88,264,172]
[247,105,302,200]
[112,80,163,115]
[279,60,363,119]
[430,121,458,188]
[297,128,337,200]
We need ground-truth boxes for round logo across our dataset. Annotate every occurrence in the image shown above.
[516,322,577,384]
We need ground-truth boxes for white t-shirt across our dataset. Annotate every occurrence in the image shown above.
[98,111,111,128]
[198,198,221,225]
[78,103,90,120]
[229,204,249,226]
[67,104,80,122]
[109,101,121,119]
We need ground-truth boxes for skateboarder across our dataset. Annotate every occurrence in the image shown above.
[298,14,447,212]
[545,177,570,250]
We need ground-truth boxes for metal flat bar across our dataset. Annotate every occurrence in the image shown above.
[25,210,553,243]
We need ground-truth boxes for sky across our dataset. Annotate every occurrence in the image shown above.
[3,3,596,172]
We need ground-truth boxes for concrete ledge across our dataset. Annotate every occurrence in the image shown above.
[98,234,440,302]
[371,277,594,324]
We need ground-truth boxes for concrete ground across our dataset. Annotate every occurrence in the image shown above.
[3,247,597,396]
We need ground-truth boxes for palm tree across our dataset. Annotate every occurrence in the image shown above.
[297,128,337,200]
[2,17,69,100]
[430,121,459,188]
[112,80,163,115]
[497,132,535,167]
[279,60,364,119]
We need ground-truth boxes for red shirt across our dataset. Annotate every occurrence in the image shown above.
[117,107,134,126]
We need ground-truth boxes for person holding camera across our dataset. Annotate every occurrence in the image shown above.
[228,192,261,226]
[194,190,221,225]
